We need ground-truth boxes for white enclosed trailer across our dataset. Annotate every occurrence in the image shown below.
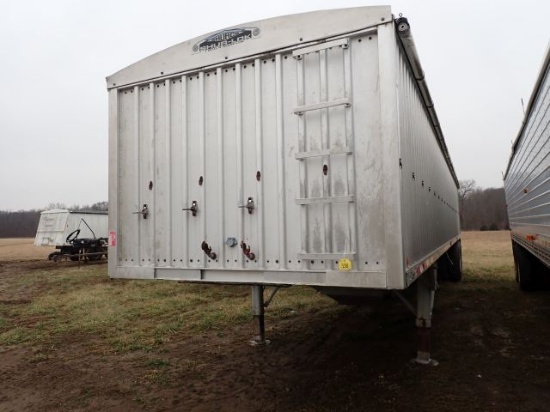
[504,42,550,291]
[34,209,109,262]
[34,209,108,247]
[108,7,460,361]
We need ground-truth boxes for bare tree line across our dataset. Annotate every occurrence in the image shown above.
[0,202,108,238]
[459,180,509,230]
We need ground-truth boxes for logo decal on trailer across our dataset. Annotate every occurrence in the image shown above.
[193,27,260,53]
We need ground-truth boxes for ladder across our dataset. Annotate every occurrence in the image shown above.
[293,38,357,261]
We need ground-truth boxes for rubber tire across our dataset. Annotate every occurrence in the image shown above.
[437,241,463,282]
[448,241,463,282]
[512,242,538,291]
[437,252,450,281]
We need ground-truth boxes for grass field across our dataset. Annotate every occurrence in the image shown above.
[0,232,549,412]
[0,249,334,353]
[0,238,55,261]
[461,231,515,281]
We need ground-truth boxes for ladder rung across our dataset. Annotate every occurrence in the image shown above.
[295,146,352,160]
[296,195,354,205]
[298,252,356,260]
[294,97,351,115]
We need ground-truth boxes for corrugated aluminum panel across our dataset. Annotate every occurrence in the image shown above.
[108,8,459,289]
[113,37,384,276]
[397,49,460,285]
[504,51,550,264]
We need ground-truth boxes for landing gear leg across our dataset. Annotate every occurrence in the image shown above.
[414,268,438,366]
[250,285,270,346]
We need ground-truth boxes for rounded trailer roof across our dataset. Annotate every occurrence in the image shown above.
[106,6,392,89]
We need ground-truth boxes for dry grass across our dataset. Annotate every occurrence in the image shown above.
[0,238,55,261]
[460,230,514,282]
[0,263,335,352]
[0,232,514,353]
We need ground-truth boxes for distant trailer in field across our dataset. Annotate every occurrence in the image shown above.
[34,209,108,246]
[34,209,109,262]
[107,6,461,363]
[504,41,550,291]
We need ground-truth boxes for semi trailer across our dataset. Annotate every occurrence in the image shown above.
[504,42,550,291]
[107,6,461,362]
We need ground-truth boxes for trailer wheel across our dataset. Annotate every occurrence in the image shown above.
[512,242,520,283]
[513,242,537,291]
[447,241,462,282]
[437,241,462,282]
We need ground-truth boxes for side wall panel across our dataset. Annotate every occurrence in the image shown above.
[505,61,550,264]
[397,46,460,278]
[281,53,302,271]
[118,90,138,263]
[350,34,385,274]
[154,82,168,267]
[170,79,184,265]
[138,85,155,266]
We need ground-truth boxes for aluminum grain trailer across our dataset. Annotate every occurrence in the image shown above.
[107,6,461,363]
[504,42,550,291]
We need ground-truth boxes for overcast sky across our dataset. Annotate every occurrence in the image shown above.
[0,0,548,211]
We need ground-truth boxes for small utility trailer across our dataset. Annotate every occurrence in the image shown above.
[504,42,550,291]
[34,209,109,262]
[107,6,461,363]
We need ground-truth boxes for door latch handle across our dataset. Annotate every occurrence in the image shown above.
[183,201,198,216]
[238,197,255,214]
[133,204,149,219]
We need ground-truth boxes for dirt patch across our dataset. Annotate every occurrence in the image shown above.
[1,233,549,411]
